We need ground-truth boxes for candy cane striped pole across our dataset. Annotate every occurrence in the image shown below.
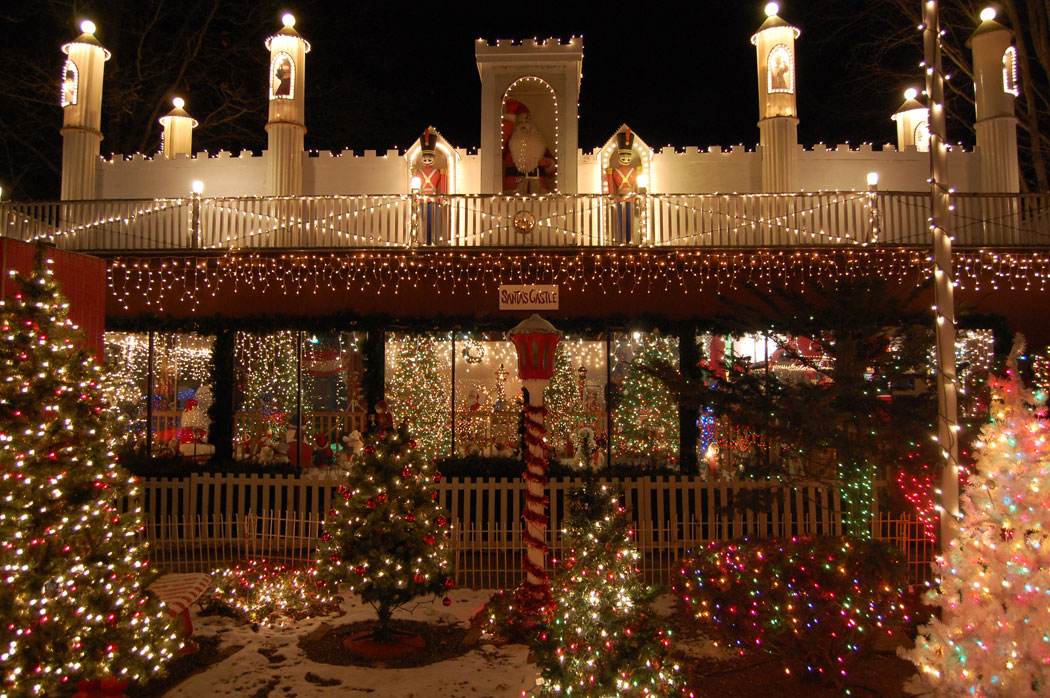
[520,382,550,609]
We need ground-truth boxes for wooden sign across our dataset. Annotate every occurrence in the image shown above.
[499,285,559,310]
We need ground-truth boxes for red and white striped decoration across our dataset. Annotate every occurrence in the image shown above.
[520,399,551,610]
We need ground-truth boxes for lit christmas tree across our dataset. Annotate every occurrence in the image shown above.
[386,333,451,463]
[545,343,584,458]
[614,333,679,466]
[533,468,685,697]
[0,254,182,697]
[314,422,454,639]
[902,338,1050,696]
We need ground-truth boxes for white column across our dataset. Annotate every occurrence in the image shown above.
[265,14,310,196]
[60,21,110,201]
[751,3,800,193]
[159,98,198,159]
[968,9,1019,193]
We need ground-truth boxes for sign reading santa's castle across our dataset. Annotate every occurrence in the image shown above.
[499,285,559,310]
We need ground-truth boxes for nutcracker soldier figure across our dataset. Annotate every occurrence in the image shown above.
[606,128,640,243]
[412,127,447,243]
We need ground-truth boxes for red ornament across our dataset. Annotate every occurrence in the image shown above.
[442,596,452,606]
[408,440,417,449]
[424,534,436,545]
[330,554,340,563]
[414,573,426,584]
[321,530,332,542]
[402,468,412,479]
[355,565,367,575]
[377,493,387,503]
[343,491,351,500]
[366,499,376,509]
[433,473,442,482]
[444,578,454,588]
[432,491,439,501]
[328,508,338,517]
[405,513,416,522]
[437,516,447,527]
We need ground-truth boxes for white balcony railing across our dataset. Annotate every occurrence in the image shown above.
[3,191,1048,251]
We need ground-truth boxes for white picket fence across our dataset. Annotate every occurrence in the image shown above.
[129,473,936,587]
[6,192,1049,250]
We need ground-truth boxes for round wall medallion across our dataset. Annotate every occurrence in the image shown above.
[513,210,536,235]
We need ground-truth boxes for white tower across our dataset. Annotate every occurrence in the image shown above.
[265,13,311,196]
[60,20,110,201]
[891,88,930,152]
[967,8,1020,193]
[475,38,583,194]
[751,2,800,192]
[158,97,198,158]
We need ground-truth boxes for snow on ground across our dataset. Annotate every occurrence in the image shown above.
[165,590,730,697]
[167,589,536,698]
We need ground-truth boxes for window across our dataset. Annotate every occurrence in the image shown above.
[914,121,930,152]
[235,330,366,465]
[60,60,78,107]
[270,53,294,99]
[384,332,453,462]
[610,331,677,468]
[1003,46,1019,97]
[103,331,214,455]
[767,44,794,94]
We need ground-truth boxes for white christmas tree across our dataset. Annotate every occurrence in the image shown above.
[902,337,1050,697]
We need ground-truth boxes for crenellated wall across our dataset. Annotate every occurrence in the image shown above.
[95,142,979,199]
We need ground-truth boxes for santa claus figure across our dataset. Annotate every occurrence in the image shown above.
[501,99,556,194]
[606,128,641,243]
[412,127,447,243]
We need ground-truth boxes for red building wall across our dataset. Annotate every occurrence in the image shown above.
[1,239,106,358]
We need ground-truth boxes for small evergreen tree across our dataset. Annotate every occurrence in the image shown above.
[902,338,1050,696]
[0,253,182,697]
[533,468,684,697]
[314,422,454,639]
[386,333,451,463]
[614,332,680,466]
[545,343,584,458]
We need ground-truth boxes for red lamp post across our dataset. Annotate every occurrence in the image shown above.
[508,314,562,611]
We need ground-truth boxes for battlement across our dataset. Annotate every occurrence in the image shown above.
[476,37,583,49]
[94,140,980,199]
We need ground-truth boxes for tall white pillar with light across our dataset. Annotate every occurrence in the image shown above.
[265,13,311,196]
[751,2,800,193]
[891,88,930,152]
[60,20,110,201]
[968,8,1020,194]
[159,97,198,159]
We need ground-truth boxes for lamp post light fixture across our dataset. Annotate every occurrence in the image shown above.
[507,314,562,611]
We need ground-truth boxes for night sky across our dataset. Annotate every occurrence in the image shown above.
[291,0,921,154]
[2,0,965,198]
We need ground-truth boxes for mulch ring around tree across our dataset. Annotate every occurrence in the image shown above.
[298,619,477,668]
